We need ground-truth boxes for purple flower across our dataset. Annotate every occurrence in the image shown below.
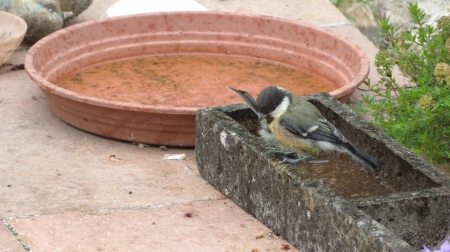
[422,237,450,252]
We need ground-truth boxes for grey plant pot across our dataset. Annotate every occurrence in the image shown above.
[195,93,450,251]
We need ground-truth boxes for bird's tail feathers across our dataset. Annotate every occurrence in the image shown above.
[343,143,382,172]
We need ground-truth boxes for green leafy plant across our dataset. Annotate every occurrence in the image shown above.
[355,3,450,164]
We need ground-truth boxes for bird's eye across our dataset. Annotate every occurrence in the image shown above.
[270,105,276,111]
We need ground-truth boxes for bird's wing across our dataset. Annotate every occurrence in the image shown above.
[279,99,346,144]
[322,119,347,143]
[280,116,343,144]
[227,87,260,116]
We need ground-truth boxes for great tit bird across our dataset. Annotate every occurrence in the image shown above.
[228,87,311,162]
[255,86,382,171]
[230,86,381,171]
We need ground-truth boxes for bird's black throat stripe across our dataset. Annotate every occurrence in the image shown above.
[265,115,274,124]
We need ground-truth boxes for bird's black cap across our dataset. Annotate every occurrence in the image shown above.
[257,86,290,115]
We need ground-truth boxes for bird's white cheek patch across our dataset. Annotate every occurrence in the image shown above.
[271,96,290,118]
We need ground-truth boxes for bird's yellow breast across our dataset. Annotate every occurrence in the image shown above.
[268,118,319,156]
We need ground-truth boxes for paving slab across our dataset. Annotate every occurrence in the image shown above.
[0,223,25,252]
[8,199,298,252]
[196,0,349,25]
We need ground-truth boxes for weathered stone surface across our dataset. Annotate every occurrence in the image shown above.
[60,0,92,18]
[0,0,92,44]
[354,187,450,249]
[377,0,450,29]
[195,93,450,251]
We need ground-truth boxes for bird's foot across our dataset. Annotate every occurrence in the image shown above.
[265,149,298,159]
[279,155,314,165]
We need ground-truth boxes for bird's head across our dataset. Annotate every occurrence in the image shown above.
[257,86,292,122]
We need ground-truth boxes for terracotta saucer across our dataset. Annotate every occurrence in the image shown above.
[25,12,369,146]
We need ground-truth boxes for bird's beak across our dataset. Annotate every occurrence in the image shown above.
[258,114,267,121]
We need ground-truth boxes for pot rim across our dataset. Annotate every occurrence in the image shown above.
[25,11,369,114]
[0,11,28,42]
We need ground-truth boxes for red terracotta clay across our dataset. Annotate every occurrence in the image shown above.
[0,11,27,65]
[25,12,369,147]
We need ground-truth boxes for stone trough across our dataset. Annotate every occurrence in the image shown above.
[195,93,450,251]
